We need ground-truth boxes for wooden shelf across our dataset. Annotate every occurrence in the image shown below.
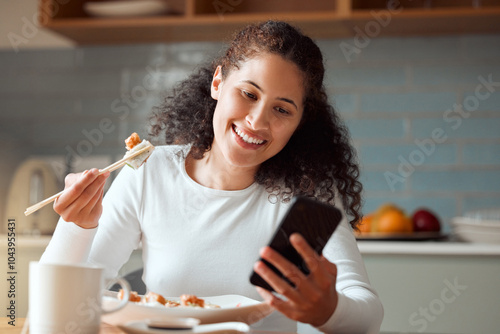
[39,0,500,45]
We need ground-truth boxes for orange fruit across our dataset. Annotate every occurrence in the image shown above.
[357,214,373,234]
[372,204,413,233]
[375,203,399,216]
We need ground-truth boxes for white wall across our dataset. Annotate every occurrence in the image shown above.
[0,0,74,50]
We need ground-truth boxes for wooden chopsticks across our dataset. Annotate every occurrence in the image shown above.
[24,144,153,217]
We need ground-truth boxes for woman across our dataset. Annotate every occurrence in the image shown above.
[42,21,383,333]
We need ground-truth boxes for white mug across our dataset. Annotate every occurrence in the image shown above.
[29,261,130,334]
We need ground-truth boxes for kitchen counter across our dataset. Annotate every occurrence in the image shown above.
[0,234,52,248]
[359,240,500,333]
[357,240,500,256]
[5,234,500,255]
[3,235,500,333]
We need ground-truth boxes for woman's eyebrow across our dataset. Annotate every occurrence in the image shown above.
[240,80,298,111]
[278,97,298,111]
[241,80,263,92]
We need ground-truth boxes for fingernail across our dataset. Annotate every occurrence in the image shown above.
[259,247,266,256]
[254,261,265,272]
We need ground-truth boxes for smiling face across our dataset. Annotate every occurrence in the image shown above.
[210,53,305,173]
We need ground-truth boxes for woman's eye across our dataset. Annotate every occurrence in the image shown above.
[275,107,290,115]
[243,91,256,100]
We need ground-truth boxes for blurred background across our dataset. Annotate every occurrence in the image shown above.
[2,0,499,235]
[1,1,500,333]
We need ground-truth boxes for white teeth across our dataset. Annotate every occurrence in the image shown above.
[234,126,264,145]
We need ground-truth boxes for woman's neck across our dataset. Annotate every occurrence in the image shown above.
[185,150,258,191]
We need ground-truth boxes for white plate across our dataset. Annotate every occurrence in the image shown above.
[118,320,249,334]
[84,1,169,18]
[451,217,500,244]
[146,317,200,329]
[452,216,500,228]
[102,293,273,326]
[463,209,500,225]
[453,228,500,244]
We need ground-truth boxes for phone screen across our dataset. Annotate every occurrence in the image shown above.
[249,196,342,291]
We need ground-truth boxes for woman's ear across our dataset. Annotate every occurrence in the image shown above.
[211,66,223,100]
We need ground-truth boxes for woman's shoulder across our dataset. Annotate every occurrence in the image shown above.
[146,144,190,166]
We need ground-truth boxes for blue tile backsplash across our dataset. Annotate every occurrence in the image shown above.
[360,92,458,113]
[1,34,499,232]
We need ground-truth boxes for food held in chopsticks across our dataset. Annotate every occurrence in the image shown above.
[118,290,220,309]
[124,132,154,170]
[24,133,155,216]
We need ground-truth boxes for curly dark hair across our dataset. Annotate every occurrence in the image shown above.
[150,21,363,228]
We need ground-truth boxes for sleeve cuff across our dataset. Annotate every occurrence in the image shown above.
[40,218,98,264]
[316,292,349,333]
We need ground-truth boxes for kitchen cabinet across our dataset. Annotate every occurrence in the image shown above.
[39,0,500,45]
[359,241,500,334]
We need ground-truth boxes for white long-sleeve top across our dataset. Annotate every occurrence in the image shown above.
[41,145,383,333]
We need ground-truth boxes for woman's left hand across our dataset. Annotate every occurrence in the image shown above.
[254,233,338,327]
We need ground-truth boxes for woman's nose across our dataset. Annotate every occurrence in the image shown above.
[246,105,270,130]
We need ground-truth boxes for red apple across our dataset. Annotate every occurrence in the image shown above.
[412,208,441,232]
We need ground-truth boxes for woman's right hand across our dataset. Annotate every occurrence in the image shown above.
[53,168,110,229]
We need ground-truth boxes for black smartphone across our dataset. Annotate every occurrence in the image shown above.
[249,196,343,291]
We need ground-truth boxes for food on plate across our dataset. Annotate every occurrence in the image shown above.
[144,291,168,305]
[368,203,413,234]
[181,294,205,308]
[412,208,441,232]
[118,290,220,309]
[165,300,181,308]
[124,132,155,169]
[143,291,181,307]
[118,289,142,302]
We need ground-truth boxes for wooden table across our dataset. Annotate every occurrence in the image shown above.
[0,318,125,333]
[0,318,299,333]
[1,317,426,334]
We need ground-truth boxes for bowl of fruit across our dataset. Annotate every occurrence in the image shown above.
[356,204,446,241]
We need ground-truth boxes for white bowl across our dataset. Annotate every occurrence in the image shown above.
[452,216,500,228]
[462,209,500,225]
[451,216,500,244]
[84,1,170,18]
